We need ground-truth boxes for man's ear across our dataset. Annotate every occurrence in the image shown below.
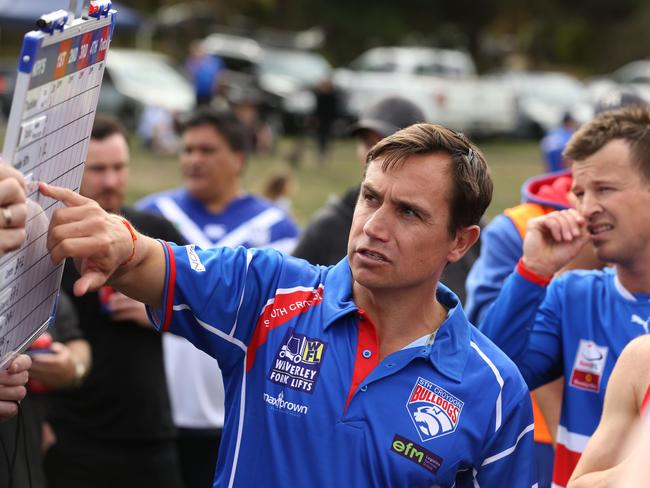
[446,225,481,264]
[235,152,246,175]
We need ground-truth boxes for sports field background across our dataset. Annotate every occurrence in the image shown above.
[127,137,545,226]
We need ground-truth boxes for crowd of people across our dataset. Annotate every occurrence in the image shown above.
[0,84,649,488]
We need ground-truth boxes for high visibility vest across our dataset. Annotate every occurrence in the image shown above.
[504,202,556,445]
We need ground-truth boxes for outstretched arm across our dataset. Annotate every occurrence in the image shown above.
[42,183,167,308]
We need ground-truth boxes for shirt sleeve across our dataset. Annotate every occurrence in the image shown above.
[146,242,318,372]
[466,386,537,487]
[465,215,523,325]
[479,270,565,390]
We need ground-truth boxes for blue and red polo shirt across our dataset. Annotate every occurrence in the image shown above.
[148,242,537,487]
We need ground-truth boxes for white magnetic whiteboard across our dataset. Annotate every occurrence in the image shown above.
[0,8,116,368]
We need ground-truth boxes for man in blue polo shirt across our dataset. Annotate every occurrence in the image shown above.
[479,106,650,487]
[42,123,536,486]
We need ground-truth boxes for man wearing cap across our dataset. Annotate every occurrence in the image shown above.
[293,96,480,303]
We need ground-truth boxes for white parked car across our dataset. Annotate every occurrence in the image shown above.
[98,48,195,129]
[489,71,592,138]
[334,47,519,137]
[585,60,650,107]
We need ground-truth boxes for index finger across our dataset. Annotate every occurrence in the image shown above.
[39,182,91,208]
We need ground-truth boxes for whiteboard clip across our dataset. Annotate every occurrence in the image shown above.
[35,10,69,35]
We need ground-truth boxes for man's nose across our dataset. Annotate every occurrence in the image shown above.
[578,191,602,219]
[102,169,120,188]
[363,205,391,242]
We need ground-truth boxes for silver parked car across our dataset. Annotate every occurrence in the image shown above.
[98,48,195,130]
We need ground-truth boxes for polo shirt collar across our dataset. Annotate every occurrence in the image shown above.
[321,258,471,382]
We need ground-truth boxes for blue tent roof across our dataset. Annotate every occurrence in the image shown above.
[0,1,142,30]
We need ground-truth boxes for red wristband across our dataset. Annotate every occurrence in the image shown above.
[120,219,138,266]
[516,258,552,286]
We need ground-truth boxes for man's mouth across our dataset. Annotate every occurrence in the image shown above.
[358,248,389,262]
[588,223,613,236]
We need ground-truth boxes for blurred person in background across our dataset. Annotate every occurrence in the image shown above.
[137,107,299,488]
[294,96,480,304]
[262,171,297,214]
[137,105,179,156]
[44,115,186,488]
[185,40,223,107]
[312,77,341,164]
[540,112,577,173]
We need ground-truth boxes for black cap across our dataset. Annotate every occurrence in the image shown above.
[594,88,647,115]
[350,97,426,137]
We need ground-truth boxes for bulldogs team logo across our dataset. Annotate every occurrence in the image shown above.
[406,377,464,442]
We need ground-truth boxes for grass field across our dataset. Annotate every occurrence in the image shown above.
[126,136,546,226]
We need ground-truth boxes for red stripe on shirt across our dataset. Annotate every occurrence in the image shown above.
[246,286,324,372]
[161,241,176,332]
[344,310,379,411]
[552,442,582,487]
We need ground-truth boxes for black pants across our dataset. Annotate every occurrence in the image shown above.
[176,427,221,488]
[44,429,183,488]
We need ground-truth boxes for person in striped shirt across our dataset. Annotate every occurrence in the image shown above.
[136,108,299,488]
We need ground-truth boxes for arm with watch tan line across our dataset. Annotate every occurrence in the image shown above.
[41,183,167,308]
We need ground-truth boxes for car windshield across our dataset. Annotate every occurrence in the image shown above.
[108,53,189,91]
[260,49,331,84]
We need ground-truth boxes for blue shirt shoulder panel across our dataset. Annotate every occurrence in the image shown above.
[465,213,523,325]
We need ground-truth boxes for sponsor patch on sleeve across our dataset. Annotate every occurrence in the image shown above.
[186,244,205,272]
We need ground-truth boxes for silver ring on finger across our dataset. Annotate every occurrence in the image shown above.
[2,207,12,227]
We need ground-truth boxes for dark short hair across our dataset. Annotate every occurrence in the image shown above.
[179,108,250,154]
[366,123,492,236]
[91,113,128,142]
[564,106,650,182]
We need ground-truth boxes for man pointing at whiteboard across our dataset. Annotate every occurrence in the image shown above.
[41,123,536,487]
